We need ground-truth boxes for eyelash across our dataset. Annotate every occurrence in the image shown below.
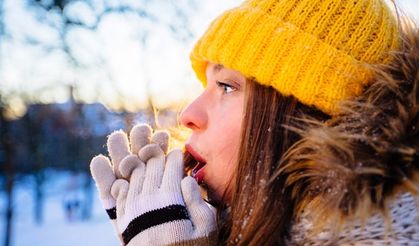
[216,80,236,94]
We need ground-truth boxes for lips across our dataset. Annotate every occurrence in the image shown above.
[185,144,207,184]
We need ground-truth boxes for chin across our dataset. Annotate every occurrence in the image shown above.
[206,183,232,207]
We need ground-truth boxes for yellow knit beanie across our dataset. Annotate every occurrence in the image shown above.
[190,0,400,115]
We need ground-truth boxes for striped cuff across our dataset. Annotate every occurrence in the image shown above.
[122,204,190,245]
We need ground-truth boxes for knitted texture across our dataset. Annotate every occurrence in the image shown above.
[90,124,170,244]
[288,192,419,245]
[190,0,400,115]
[112,145,217,246]
[91,124,217,246]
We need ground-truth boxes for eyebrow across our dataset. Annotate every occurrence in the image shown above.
[212,63,245,88]
[213,64,224,74]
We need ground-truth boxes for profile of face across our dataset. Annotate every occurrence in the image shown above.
[180,63,246,202]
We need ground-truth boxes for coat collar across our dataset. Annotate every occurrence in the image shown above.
[281,22,419,229]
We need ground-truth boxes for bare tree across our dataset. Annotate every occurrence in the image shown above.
[0,1,199,243]
[25,0,198,108]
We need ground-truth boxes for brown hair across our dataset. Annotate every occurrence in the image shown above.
[217,78,330,245]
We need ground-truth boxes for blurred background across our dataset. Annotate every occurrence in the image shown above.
[0,0,417,245]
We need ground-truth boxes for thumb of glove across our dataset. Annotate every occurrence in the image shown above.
[181,176,217,236]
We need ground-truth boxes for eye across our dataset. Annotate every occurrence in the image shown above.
[216,80,237,94]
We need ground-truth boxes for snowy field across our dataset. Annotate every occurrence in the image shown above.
[0,171,120,246]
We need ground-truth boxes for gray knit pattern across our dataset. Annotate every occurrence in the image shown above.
[289,192,419,245]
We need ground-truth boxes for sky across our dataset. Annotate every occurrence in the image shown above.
[0,0,418,116]
[1,0,242,115]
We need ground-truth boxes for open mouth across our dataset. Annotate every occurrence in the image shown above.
[185,144,207,185]
[191,161,206,184]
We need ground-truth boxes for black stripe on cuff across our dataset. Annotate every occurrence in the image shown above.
[122,204,190,244]
[106,207,117,220]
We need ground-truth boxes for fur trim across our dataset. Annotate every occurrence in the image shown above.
[279,21,419,232]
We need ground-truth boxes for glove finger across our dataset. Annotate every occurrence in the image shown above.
[119,154,143,179]
[111,179,129,218]
[161,149,184,192]
[90,155,116,204]
[151,130,170,154]
[107,130,131,179]
[129,123,152,155]
[126,163,146,205]
[181,176,217,235]
[139,144,165,193]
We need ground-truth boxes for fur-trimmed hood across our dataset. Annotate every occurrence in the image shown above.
[282,21,418,235]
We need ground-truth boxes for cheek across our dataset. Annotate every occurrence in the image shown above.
[206,106,243,200]
[211,106,243,174]
[219,133,241,180]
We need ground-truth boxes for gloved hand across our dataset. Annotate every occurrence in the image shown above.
[111,138,217,245]
[90,124,169,244]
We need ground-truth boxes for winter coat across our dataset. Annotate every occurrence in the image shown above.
[284,25,419,245]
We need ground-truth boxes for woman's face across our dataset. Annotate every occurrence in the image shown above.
[180,63,246,202]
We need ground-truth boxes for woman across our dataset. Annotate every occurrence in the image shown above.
[91,0,418,245]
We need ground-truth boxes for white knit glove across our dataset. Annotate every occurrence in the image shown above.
[91,124,217,245]
[111,137,217,245]
[90,124,169,244]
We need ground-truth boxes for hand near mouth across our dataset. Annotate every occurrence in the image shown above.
[90,124,168,244]
[91,123,218,245]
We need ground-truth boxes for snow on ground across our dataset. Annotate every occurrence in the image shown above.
[0,171,120,246]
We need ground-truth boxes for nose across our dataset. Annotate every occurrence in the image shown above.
[180,94,208,131]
